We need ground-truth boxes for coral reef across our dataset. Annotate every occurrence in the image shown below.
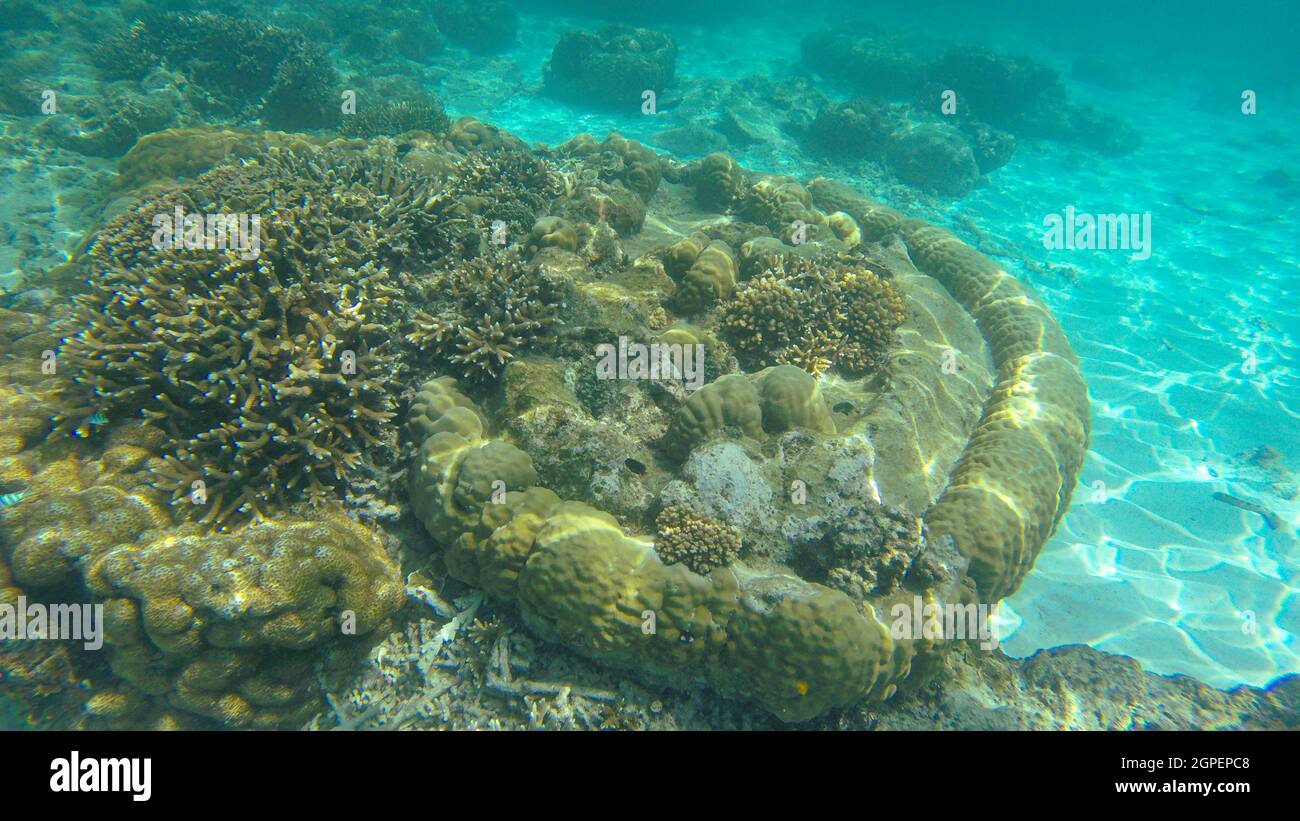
[653,505,742,574]
[390,136,1091,723]
[544,25,678,110]
[801,31,1140,157]
[721,254,907,375]
[90,11,341,130]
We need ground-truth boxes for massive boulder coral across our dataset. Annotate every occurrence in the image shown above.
[82,514,403,728]
[404,156,1088,722]
[0,404,404,729]
[406,377,927,721]
[807,180,1091,600]
[550,133,663,237]
[544,24,678,110]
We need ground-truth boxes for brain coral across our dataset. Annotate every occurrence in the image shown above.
[83,514,403,728]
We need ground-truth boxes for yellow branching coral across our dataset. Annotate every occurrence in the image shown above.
[59,148,459,526]
[654,504,742,575]
[721,254,906,375]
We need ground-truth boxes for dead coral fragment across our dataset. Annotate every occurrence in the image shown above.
[796,501,927,599]
[654,505,742,575]
[721,255,906,376]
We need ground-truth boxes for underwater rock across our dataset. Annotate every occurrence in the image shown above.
[433,0,518,53]
[803,33,1139,158]
[924,47,1062,130]
[90,11,342,130]
[650,125,730,158]
[801,29,930,100]
[959,120,1017,174]
[544,24,678,110]
[886,122,982,197]
[805,99,897,160]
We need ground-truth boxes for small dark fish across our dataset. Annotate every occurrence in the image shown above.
[1212,491,1283,531]
[624,458,646,475]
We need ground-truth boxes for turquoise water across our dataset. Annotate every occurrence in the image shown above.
[423,3,1300,688]
[1,0,1296,727]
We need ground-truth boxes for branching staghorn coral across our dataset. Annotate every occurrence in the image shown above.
[340,97,452,139]
[407,251,563,382]
[721,254,906,376]
[449,147,566,240]
[60,145,469,526]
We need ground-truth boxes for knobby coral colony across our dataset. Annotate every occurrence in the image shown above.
[655,505,742,575]
[721,254,907,376]
[61,145,472,527]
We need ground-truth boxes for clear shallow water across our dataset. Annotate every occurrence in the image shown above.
[428,6,1300,689]
[2,2,1296,729]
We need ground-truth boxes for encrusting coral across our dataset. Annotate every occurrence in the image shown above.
[721,254,907,375]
